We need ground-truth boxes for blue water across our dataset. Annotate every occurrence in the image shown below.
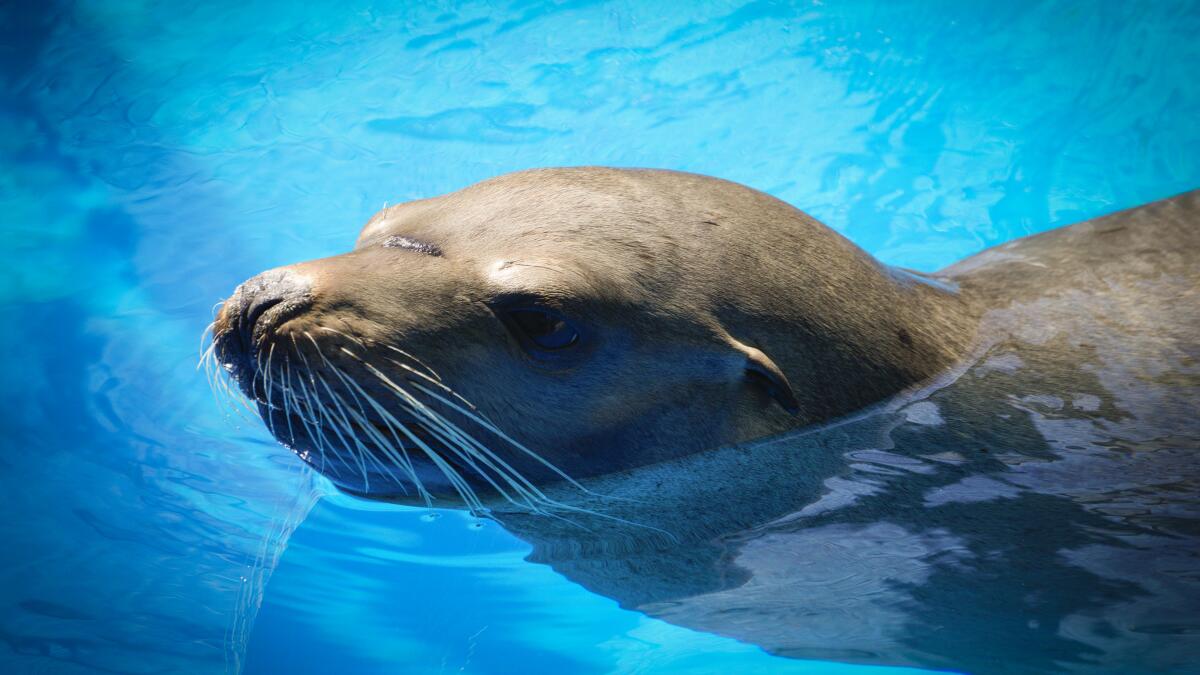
[3,1,1199,672]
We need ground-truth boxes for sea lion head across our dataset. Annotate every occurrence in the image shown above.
[209,167,966,510]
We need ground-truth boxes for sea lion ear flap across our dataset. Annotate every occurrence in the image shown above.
[731,340,800,415]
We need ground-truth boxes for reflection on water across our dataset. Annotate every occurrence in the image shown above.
[2,0,1199,672]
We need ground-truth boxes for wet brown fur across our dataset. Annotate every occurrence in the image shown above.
[216,168,980,491]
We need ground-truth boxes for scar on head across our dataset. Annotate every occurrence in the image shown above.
[383,235,443,257]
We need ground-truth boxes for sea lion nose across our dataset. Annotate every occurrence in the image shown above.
[216,267,313,363]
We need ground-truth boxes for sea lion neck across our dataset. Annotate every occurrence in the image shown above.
[815,264,977,422]
[710,212,981,427]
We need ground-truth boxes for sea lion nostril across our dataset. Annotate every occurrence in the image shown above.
[216,268,314,371]
[236,270,310,334]
[241,294,283,335]
[239,294,284,352]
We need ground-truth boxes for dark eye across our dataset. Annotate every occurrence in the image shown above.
[505,308,580,350]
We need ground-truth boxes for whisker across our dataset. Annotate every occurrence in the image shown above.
[280,355,297,448]
[263,343,278,438]
[306,374,372,491]
[286,373,330,474]
[316,376,410,493]
[382,355,478,412]
[352,358,589,516]
[317,336,534,510]
[380,343,444,382]
[305,334,426,497]
[320,364,430,504]
[408,381,591,493]
[198,322,217,370]
[309,338,484,509]
[310,347,492,512]
[315,325,366,348]
[399,379,663,531]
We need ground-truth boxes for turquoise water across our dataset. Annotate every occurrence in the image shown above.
[2,1,1199,673]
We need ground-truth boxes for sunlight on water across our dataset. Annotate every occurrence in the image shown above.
[2,0,1198,672]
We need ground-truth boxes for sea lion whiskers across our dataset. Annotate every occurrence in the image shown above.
[398,379,568,501]
[283,360,330,474]
[203,321,262,424]
[403,399,600,520]
[290,371,348,470]
[199,324,228,408]
[394,373,673,532]
[367,381,551,512]
[198,324,229,416]
[259,346,277,438]
[308,334,442,502]
[277,354,309,426]
[320,361,486,509]
[405,380,590,494]
[197,321,217,370]
[337,358,514,513]
[203,317,265,422]
[332,349,503,469]
[379,343,444,383]
[306,374,373,492]
[335,349,560,508]
[320,324,444,384]
[277,353,298,456]
[315,376,414,495]
[281,344,336,477]
[331,342,635,522]
[398,379,661,530]
[349,356,632,523]
[291,343,373,490]
[335,343,516,490]
[317,324,367,349]
[381,356,477,412]
[302,340,427,499]
[304,334,489,511]
[321,363,432,503]
[325,387,426,502]
[210,347,260,424]
[341,352,556,513]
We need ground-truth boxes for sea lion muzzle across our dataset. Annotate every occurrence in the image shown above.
[213,268,313,386]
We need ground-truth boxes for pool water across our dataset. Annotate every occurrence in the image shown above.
[2,1,1199,673]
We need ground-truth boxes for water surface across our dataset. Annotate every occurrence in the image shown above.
[2,0,1199,672]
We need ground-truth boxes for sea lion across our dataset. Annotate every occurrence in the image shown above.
[208,169,1200,672]
[209,167,979,504]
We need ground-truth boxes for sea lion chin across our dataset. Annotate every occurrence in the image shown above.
[207,166,980,508]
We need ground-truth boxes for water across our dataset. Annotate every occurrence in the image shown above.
[2,0,1198,672]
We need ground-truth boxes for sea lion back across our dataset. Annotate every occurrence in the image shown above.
[942,189,1200,307]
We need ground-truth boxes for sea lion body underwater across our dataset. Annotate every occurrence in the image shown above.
[209,168,1200,672]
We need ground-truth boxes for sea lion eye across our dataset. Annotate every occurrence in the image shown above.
[505,308,580,350]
